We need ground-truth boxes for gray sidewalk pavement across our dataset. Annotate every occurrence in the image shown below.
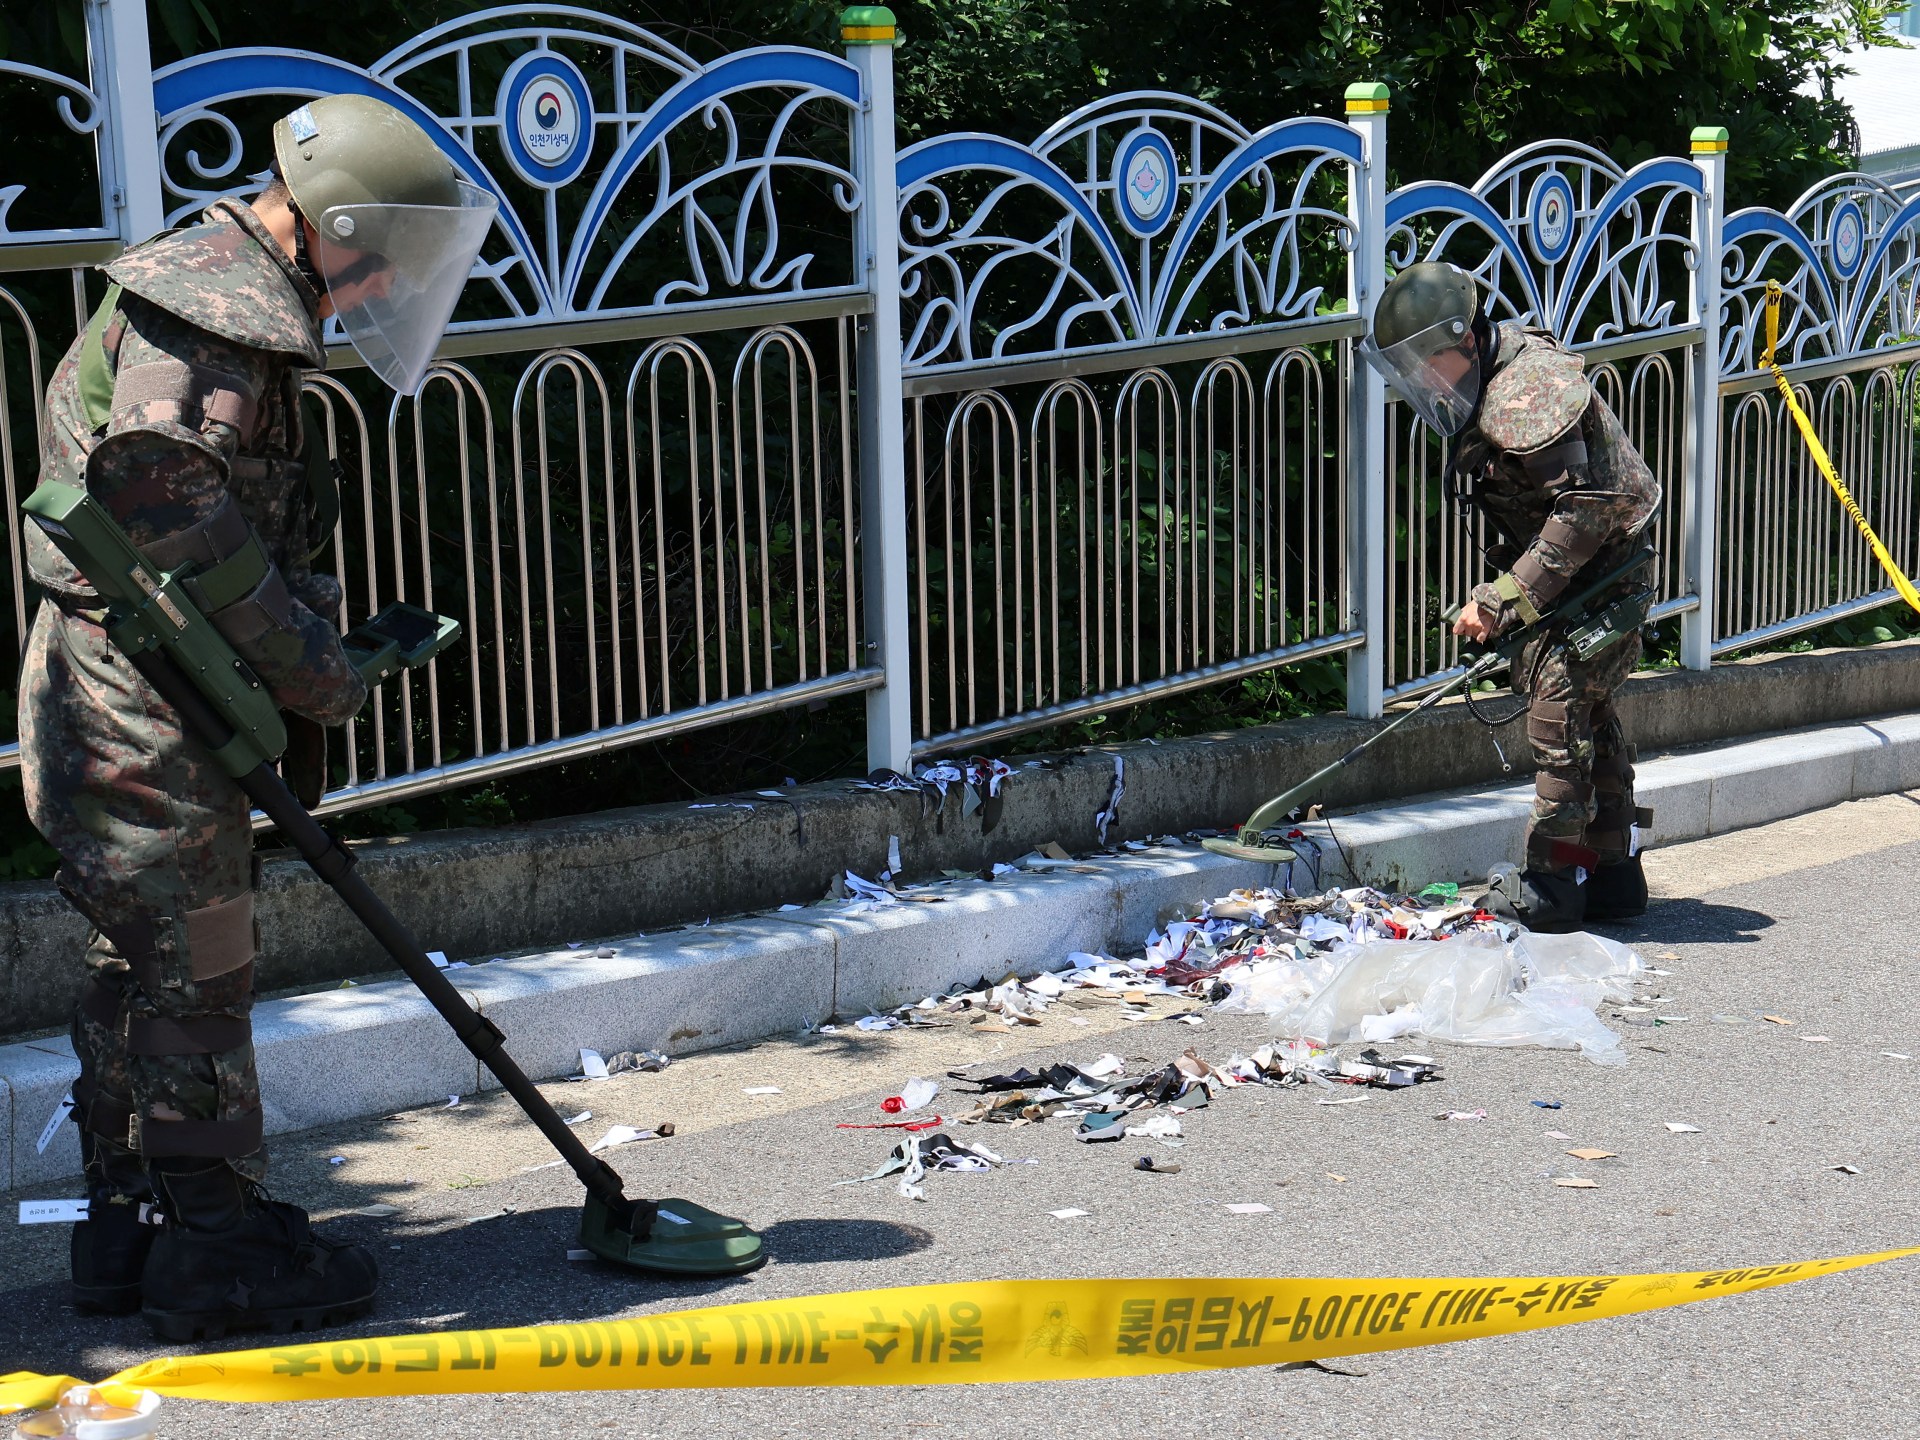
[7,793,1920,1437]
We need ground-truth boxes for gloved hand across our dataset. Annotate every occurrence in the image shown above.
[281,713,329,808]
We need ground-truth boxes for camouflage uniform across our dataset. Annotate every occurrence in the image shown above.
[1449,322,1661,875]
[21,198,365,1187]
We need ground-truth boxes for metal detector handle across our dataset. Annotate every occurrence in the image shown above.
[122,642,636,1219]
[342,601,463,688]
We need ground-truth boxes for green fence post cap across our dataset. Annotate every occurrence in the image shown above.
[1691,125,1730,153]
[841,6,898,43]
[1345,82,1390,112]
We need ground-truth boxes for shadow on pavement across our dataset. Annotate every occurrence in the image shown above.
[755,1217,934,1264]
[1600,897,1776,945]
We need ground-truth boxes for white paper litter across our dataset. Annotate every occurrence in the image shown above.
[329,1155,346,1165]
[426,950,450,969]
[565,1111,592,1126]
[855,1016,899,1032]
[36,1093,74,1155]
[579,1049,610,1081]
[444,1095,462,1109]
[743,1086,783,1096]
[1224,1203,1273,1215]
[589,1125,655,1152]
[19,1199,87,1224]
[898,1077,939,1112]
[1125,1114,1182,1140]
[1664,1122,1702,1133]
[1082,1053,1127,1079]
[1049,1208,1090,1219]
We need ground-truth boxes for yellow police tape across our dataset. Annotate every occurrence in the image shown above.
[3,1244,1915,1411]
[1760,279,1920,616]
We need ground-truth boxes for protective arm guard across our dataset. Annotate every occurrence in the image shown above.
[82,299,367,726]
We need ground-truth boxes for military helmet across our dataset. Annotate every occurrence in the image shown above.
[1361,262,1489,437]
[1371,262,1482,350]
[269,94,498,397]
[272,94,462,255]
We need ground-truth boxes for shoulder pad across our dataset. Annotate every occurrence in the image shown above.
[1477,330,1590,453]
[105,203,324,367]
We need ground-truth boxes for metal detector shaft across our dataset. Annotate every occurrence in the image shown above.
[125,646,636,1220]
[1219,545,1658,848]
[1236,650,1507,835]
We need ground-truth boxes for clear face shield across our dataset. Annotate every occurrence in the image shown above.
[1360,316,1485,438]
[309,180,498,396]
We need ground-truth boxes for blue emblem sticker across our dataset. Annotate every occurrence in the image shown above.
[498,51,594,190]
[1112,128,1179,240]
[1527,171,1576,266]
[1830,200,1866,281]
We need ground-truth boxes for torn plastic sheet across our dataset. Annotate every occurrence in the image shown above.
[1223,930,1643,1066]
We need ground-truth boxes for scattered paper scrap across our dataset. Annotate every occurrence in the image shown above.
[1224,1203,1273,1215]
[426,950,450,969]
[1831,1164,1864,1176]
[1553,1177,1599,1189]
[36,1093,74,1156]
[1801,1036,1831,1044]
[1883,1052,1912,1060]
[580,1049,610,1081]
[1545,1130,1572,1140]
[1436,1109,1487,1121]
[1566,1148,1617,1161]
[19,1199,87,1225]
[349,1204,402,1218]
[1049,1208,1091,1219]
[743,1086,783,1096]
[1664,1122,1702,1134]
[329,1156,346,1166]
[589,1126,656,1153]
[1762,1015,1794,1026]
[1326,1173,1348,1183]
[1317,1095,1369,1107]
[444,1095,462,1109]
[565,1111,592,1126]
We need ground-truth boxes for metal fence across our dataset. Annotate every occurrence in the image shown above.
[1,6,1917,815]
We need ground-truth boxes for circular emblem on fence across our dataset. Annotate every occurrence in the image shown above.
[1112,128,1179,239]
[1830,200,1866,280]
[1527,171,1576,265]
[499,51,593,189]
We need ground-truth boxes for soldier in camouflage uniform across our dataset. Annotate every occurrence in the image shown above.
[22,94,494,1339]
[1364,262,1661,932]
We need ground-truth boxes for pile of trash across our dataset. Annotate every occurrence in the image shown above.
[836,879,1647,1199]
[867,882,1644,1067]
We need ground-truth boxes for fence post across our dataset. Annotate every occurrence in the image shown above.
[88,0,166,246]
[1681,126,1727,671]
[1344,83,1389,718]
[843,7,914,773]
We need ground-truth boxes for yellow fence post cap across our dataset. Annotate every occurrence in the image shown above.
[841,5,898,43]
[1691,126,1730,154]
[1346,82,1391,114]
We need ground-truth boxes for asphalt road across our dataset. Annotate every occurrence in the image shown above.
[8,792,1920,1438]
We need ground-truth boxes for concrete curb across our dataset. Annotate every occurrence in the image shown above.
[7,712,1918,1190]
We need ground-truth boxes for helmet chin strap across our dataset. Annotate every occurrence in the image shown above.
[286,199,326,299]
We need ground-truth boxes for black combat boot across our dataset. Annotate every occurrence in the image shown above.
[1583,854,1648,921]
[1485,863,1588,934]
[70,1134,159,1315]
[141,1160,379,1341]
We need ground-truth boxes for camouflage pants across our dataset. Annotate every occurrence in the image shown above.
[1516,627,1642,875]
[18,599,265,1186]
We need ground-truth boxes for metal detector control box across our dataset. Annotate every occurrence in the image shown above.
[342,602,462,687]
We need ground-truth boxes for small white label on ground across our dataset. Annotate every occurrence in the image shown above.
[19,1199,87,1224]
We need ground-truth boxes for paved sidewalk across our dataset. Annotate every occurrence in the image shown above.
[7,792,1920,1437]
